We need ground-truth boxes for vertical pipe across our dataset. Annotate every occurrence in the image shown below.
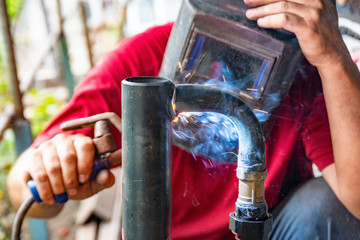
[56,0,74,98]
[122,77,174,240]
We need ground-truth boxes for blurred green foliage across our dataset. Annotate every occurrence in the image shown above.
[0,0,23,238]
[0,0,24,63]
[0,1,65,239]
[5,0,24,20]
[0,0,24,112]
[26,89,65,138]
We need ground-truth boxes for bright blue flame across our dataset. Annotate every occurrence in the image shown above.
[173,112,239,163]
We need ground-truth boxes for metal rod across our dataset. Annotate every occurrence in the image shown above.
[122,77,174,240]
[79,1,94,68]
[0,0,24,118]
[39,0,51,33]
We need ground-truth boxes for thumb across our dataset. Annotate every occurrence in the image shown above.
[94,169,115,189]
[70,169,115,200]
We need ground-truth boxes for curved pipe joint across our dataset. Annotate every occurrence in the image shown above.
[174,84,268,220]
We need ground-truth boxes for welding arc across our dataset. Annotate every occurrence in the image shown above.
[11,195,35,240]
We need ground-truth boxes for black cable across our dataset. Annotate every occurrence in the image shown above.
[11,195,35,240]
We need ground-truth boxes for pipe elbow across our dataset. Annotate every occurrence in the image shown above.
[174,84,266,171]
[174,84,268,220]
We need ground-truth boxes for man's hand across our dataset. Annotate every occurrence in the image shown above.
[26,133,115,204]
[244,0,349,69]
[7,133,115,217]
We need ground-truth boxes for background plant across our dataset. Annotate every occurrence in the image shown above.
[0,1,66,239]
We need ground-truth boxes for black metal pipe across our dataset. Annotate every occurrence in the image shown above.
[121,77,175,240]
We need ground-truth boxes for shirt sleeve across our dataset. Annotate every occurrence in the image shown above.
[301,89,334,171]
[32,23,173,149]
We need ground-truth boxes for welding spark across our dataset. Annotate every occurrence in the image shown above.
[178,114,194,125]
[178,61,182,70]
[207,159,213,167]
[226,65,229,72]
[204,121,218,128]
[187,50,209,83]
[173,116,179,123]
[223,75,226,82]
[247,88,258,92]
[187,116,199,125]
[254,109,269,114]
[173,112,240,163]
[221,122,229,129]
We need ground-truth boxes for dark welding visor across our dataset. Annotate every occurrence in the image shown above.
[160,0,304,123]
[160,0,306,162]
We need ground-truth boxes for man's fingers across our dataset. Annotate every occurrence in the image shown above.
[26,133,98,203]
[74,135,95,184]
[244,0,328,35]
[95,169,115,187]
[29,144,55,204]
[255,12,306,34]
[41,144,66,196]
[244,0,324,8]
[54,134,79,195]
[245,1,309,20]
[72,170,115,200]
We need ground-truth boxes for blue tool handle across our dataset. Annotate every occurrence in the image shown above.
[27,156,111,203]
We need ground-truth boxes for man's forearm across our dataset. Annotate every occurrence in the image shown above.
[318,55,360,218]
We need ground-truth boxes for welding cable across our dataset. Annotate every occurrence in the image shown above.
[11,195,35,240]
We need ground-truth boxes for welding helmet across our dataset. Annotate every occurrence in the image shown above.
[159,0,305,162]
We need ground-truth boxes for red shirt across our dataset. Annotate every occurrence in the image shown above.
[32,23,334,239]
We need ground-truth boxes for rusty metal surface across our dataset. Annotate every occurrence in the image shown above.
[94,120,110,138]
[93,133,117,155]
[61,112,122,160]
[60,112,122,133]
[79,1,94,68]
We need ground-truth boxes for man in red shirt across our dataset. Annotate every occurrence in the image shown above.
[7,0,360,239]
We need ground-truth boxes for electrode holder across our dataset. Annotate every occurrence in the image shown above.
[60,112,122,155]
[28,112,122,204]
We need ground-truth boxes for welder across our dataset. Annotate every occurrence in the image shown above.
[7,0,360,239]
